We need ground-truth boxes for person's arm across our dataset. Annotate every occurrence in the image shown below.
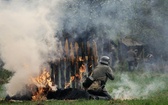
[106,67,114,80]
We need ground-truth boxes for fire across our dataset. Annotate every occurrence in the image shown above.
[31,87,48,101]
[64,76,75,89]
[64,59,87,89]
[30,68,57,101]
[28,57,87,101]
[79,56,84,61]
[79,64,86,81]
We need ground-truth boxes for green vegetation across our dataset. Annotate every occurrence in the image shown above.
[0,100,116,105]
[0,68,12,99]
[0,68,13,84]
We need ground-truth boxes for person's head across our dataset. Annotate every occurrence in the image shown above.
[99,56,110,65]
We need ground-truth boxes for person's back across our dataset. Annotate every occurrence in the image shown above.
[86,56,115,100]
[92,64,114,83]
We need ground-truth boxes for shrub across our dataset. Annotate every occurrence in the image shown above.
[0,68,13,84]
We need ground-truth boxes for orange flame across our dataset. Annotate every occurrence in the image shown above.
[64,58,87,89]
[79,57,84,61]
[79,64,86,81]
[31,68,57,101]
[64,76,75,89]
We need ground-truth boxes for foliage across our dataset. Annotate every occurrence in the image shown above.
[0,68,13,84]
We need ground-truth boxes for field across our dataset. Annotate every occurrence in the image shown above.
[0,69,168,105]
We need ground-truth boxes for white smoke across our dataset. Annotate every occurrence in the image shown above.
[109,73,165,100]
[0,0,67,96]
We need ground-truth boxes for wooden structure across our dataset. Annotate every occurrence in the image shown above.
[50,39,98,89]
[118,37,144,63]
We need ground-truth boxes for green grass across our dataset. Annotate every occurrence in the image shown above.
[1,69,168,105]
[0,100,111,105]
[1,98,168,105]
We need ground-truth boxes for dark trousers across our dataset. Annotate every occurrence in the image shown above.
[87,90,112,100]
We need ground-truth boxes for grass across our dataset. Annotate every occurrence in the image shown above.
[1,68,168,105]
[1,100,112,105]
[1,97,168,105]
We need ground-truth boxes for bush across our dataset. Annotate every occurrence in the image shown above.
[0,68,13,84]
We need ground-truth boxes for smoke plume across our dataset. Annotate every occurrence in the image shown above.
[0,0,65,96]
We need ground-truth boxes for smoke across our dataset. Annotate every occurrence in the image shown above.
[108,73,166,100]
[130,0,168,61]
[60,0,135,40]
[60,0,168,62]
[0,0,66,96]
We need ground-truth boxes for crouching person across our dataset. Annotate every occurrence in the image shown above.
[83,56,115,100]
